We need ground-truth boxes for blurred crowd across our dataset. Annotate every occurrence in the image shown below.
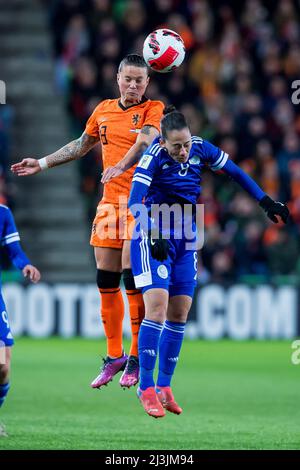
[0,105,14,208]
[46,0,300,283]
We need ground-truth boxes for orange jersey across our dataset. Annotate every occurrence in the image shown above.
[85,98,164,203]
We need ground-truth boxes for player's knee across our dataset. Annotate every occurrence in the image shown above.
[146,302,167,323]
[146,310,166,324]
[168,310,188,323]
[96,269,122,289]
[123,269,137,291]
[0,363,10,383]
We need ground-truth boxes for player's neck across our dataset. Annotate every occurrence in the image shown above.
[120,97,140,108]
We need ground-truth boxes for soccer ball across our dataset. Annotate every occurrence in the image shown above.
[143,29,185,73]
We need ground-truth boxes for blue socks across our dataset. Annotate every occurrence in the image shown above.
[0,383,10,408]
[138,319,186,390]
[138,319,163,390]
[157,321,185,387]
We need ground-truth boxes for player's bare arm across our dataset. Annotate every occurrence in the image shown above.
[11,132,99,176]
[101,125,159,183]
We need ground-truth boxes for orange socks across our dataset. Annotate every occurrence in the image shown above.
[99,288,124,358]
[99,282,145,358]
[126,290,145,357]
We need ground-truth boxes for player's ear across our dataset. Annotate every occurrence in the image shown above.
[159,138,165,147]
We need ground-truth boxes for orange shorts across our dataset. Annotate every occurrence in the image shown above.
[90,198,135,249]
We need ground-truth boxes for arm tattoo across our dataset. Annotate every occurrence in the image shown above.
[46,133,99,168]
[140,125,153,135]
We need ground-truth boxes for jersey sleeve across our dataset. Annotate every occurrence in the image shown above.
[201,139,229,171]
[129,142,160,205]
[131,144,160,196]
[1,207,20,246]
[222,159,266,201]
[129,149,160,233]
[142,101,164,132]
[200,138,265,200]
[84,103,101,138]
[2,208,31,270]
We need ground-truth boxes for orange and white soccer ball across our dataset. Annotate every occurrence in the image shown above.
[143,28,185,73]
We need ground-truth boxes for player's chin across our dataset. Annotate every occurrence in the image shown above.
[126,93,140,102]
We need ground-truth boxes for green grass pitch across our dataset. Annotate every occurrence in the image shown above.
[0,338,299,450]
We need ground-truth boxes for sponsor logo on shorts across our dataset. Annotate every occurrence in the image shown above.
[157,265,168,279]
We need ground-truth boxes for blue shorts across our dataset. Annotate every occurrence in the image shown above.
[131,234,197,298]
[0,295,14,347]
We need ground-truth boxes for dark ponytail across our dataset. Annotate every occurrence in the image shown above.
[161,105,188,139]
[163,105,177,115]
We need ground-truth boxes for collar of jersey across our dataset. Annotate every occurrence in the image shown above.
[118,96,148,111]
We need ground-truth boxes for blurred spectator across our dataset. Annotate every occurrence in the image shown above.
[69,56,98,132]
[61,14,90,66]
[0,106,14,206]
[234,220,268,277]
[266,226,299,275]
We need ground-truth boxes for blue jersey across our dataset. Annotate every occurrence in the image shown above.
[0,205,31,346]
[131,136,228,207]
[129,136,266,296]
[0,205,30,289]
[129,136,265,211]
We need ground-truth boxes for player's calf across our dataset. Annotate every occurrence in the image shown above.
[0,382,10,409]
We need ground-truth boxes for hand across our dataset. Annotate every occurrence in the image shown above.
[11,158,41,176]
[101,166,124,184]
[259,195,290,224]
[22,265,41,283]
[148,230,169,262]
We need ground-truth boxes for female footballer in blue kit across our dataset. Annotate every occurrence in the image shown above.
[102,107,289,418]
[0,205,40,424]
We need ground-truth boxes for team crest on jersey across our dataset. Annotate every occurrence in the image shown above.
[132,114,141,126]
[157,265,168,279]
[189,155,200,165]
[138,154,153,169]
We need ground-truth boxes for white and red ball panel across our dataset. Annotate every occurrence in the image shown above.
[143,29,185,73]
